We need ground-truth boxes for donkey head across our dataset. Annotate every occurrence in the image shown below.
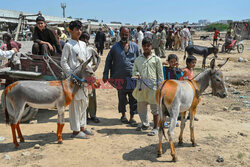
[73,56,97,87]
[209,58,229,98]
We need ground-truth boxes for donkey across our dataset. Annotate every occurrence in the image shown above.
[3,56,100,148]
[156,58,228,161]
[184,44,219,68]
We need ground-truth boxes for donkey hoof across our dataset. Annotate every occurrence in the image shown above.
[157,153,162,158]
[172,156,178,162]
[20,139,25,143]
[58,141,63,144]
[192,143,197,147]
[14,144,20,149]
[178,141,183,146]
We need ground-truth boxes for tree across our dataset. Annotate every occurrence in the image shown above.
[204,23,229,32]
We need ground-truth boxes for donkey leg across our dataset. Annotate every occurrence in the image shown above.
[190,108,197,147]
[168,116,178,162]
[202,56,206,69]
[178,111,187,145]
[16,121,24,142]
[57,109,65,144]
[157,120,163,157]
[11,124,19,148]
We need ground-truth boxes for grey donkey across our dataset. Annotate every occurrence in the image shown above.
[156,58,229,161]
[3,56,100,148]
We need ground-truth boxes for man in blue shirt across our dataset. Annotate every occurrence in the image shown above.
[103,26,139,126]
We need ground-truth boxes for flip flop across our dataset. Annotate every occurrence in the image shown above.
[147,128,159,136]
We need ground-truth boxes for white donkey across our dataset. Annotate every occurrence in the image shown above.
[3,56,99,148]
[156,58,228,161]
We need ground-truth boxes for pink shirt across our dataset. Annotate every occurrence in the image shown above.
[180,68,194,80]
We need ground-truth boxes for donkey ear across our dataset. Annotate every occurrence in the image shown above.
[210,58,215,70]
[217,57,229,69]
[82,55,93,68]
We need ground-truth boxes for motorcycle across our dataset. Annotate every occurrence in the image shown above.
[225,40,244,53]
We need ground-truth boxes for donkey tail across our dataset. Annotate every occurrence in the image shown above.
[157,81,168,141]
[2,90,10,125]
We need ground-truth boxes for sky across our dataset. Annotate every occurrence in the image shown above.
[1,0,250,25]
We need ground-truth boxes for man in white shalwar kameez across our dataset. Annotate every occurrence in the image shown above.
[61,20,93,139]
[136,26,144,54]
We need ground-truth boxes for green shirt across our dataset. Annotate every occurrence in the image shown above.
[132,54,163,104]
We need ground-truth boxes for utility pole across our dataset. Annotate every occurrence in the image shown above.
[61,3,66,18]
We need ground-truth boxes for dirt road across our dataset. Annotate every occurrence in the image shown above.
[0,39,249,167]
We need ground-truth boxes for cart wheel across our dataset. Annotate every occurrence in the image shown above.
[21,106,38,123]
[237,44,244,53]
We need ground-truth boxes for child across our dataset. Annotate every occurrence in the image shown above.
[213,28,220,46]
[180,55,199,121]
[80,31,101,123]
[132,37,163,136]
[163,54,183,81]
[61,20,93,139]
[162,54,183,127]
[180,55,197,80]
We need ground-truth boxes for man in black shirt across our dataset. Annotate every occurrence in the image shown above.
[94,28,106,56]
[32,16,62,56]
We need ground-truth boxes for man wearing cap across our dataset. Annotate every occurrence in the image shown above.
[32,16,62,56]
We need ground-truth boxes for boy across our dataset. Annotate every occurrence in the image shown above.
[162,54,183,80]
[80,31,101,123]
[32,16,62,56]
[132,37,164,136]
[180,55,197,80]
[213,28,220,46]
[162,54,183,126]
[180,56,199,121]
[61,20,93,139]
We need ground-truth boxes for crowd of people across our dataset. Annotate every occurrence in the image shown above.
[0,16,238,139]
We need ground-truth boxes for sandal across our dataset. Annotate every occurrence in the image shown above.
[84,129,94,135]
[120,116,129,124]
[91,117,100,123]
[147,128,159,136]
[71,132,88,139]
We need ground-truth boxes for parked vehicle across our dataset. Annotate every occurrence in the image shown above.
[225,40,244,53]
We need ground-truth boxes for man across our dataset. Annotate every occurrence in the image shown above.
[61,20,93,139]
[95,28,106,56]
[152,27,161,57]
[80,31,101,123]
[180,25,191,50]
[32,16,62,56]
[159,23,166,58]
[54,29,65,49]
[144,28,153,39]
[221,31,233,53]
[103,26,139,126]
[136,26,144,54]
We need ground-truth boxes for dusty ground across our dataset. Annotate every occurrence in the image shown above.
[0,38,249,167]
